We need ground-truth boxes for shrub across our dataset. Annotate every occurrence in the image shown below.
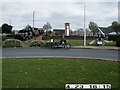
[42,35,51,40]
[116,37,120,47]
[1,36,8,41]
[2,39,23,48]
[45,41,51,47]
[29,40,46,47]
[108,35,120,41]
[29,40,51,47]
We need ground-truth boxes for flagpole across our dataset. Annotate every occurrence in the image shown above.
[84,0,86,47]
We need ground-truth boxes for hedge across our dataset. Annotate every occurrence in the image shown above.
[2,39,23,48]
[108,35,120,41]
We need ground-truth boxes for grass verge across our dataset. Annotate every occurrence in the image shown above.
[2,58,119,89]
[23,40,116,47]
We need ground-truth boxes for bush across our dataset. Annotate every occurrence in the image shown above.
[116,37,120,47]
[29,40,51,47]
[108,35,120,41]
[2,39,23,48]
[45,42,51,47]
[29,40,46,47]
[42,35,51,40]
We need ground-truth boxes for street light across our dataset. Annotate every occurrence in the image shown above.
[118,1,120,23]
[9,19,11,25]
[84,0,86,47]
[33,11,35,28]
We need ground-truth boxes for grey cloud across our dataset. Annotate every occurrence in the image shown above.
[1,1,118,30]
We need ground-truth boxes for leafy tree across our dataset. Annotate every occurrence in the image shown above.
[23,24,33,31]
[70,29,73,35]
[2,23,13,34]
[77,29,83,36]
[39,30,44,35]
[88,22,99,37]
[43,22,52,35]
[112,21,120,34]
[47,31,52,35]
[0,27,2,34]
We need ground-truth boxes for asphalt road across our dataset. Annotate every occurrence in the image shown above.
[1,48,119,61]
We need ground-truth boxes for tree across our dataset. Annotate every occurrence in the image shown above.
[43,22,52,35]
[88,22,99,37]
[39,30,44,35]
[70,29,73,35]
[23,24,32,31]
[77,29,83,36]
[112,21,120,34]
[2,23,13,34]
[0,27,2,34]
[47,31,52,35]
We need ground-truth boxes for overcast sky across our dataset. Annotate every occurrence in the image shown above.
[0,0,119,30]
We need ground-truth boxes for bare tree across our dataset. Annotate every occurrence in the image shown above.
[43,22,52,35]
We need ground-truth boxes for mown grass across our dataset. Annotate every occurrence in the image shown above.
[105,41,116,46]
[5,39,116,47]
[2,58,119,89]
[53,39,91,46]
[54,39,116,46]
[67,40,91,46]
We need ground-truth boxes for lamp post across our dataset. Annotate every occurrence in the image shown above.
[33,11,35,28]
[118,1,120,23]
[84,0,86,47]
[9,19,11,25]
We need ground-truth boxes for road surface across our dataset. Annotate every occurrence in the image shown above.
[1,48,119,61]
